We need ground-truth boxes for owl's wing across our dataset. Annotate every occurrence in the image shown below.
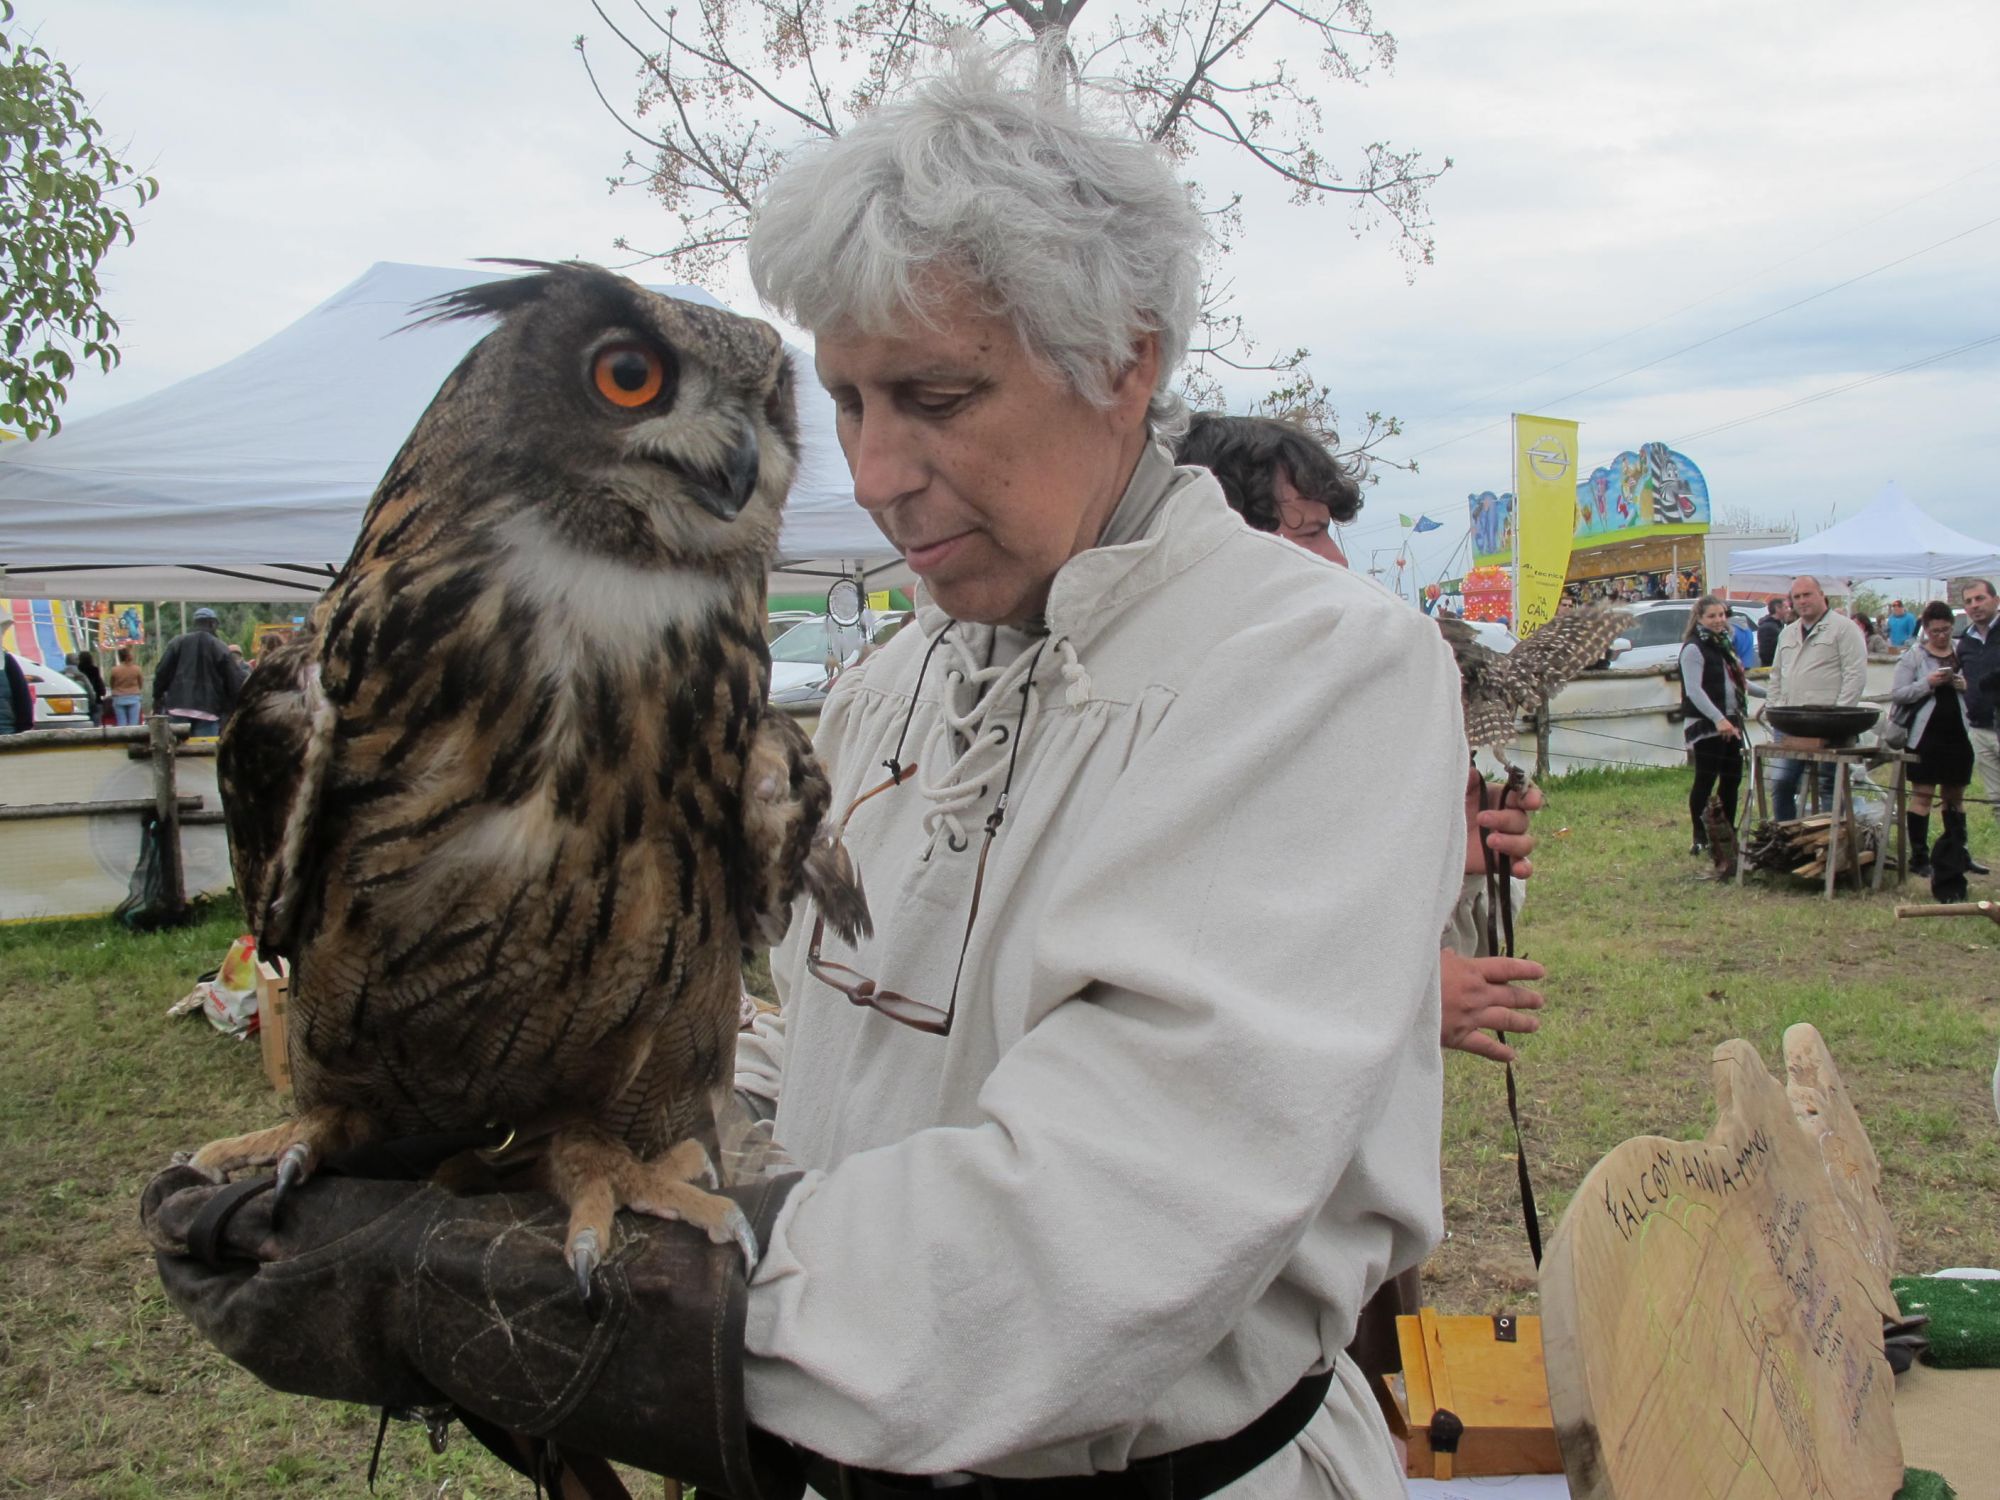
[739,709,871,947]
[217,632,335,960]
[1506,607,1629,699]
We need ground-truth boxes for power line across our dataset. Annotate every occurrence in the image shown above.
[1403,209,2000,462]
[1408,160,2000,433]
[1670,331,2000,445]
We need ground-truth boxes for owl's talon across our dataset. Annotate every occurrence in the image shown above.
[719,1203,757,1271]
[271,1142,314,1220]
[568,1226,600,1304]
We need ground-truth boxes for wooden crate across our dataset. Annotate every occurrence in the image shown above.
[1386,1308,1564,1481]
[255,956,291,1094]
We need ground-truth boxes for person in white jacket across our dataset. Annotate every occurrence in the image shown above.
[732,45,1467,1500]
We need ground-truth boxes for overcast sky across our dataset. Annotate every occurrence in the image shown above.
[28,0,2000,594]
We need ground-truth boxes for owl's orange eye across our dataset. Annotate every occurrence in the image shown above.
[592,344,666,408]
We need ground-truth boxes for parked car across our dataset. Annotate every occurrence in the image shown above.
[768,613,905,709]
[764,609,817,644]
[1606,600,1754,671]
[18,657,93,726]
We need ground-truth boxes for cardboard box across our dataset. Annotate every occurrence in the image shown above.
[255,956,291,1094]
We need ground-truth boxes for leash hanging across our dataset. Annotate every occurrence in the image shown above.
[1480,770,1543,1268]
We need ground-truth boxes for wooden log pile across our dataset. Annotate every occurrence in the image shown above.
[1742,814,1878,879]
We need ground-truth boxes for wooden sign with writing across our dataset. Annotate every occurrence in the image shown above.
[1784,1023,1897,1294]
[1540,1033,1902,1499]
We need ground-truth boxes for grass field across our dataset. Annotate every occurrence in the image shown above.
[2,769,1996,1495]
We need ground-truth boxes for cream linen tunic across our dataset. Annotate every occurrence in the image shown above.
[737,447,1467,1499]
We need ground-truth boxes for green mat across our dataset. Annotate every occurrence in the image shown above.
[1896,1468,1955,1500]
[1893,1275,2000,1369]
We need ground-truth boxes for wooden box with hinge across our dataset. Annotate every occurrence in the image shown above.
[255,955,291,1094]
[1382,1308,1564,1481]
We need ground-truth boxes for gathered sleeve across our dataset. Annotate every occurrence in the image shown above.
[1888,647,1934,707]
[740,602,1467,1474]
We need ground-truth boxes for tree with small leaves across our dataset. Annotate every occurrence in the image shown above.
[577,0,1442,475]
[0,2,157,438]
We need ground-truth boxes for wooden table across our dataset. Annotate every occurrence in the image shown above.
[1737,741,1915,898]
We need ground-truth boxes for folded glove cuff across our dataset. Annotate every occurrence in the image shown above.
[495,1171,804,1500]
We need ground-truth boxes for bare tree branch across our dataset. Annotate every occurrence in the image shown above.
[579,0,1445,459]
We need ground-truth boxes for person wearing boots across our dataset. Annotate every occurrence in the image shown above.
[1891,601,1977,878]
[1679,595,1749,856]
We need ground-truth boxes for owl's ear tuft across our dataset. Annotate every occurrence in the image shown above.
[406,260,580,330]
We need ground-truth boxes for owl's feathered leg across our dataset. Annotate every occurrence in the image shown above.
[547,1129,755,1298]
[188,1105,373,1214]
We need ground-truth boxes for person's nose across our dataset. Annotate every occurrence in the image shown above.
[843,407,925,515]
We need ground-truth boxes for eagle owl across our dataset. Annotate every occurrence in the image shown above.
[199,262,866,1287]
[1438,608,1627,755]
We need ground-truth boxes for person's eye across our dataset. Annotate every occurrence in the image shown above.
[904,387,975,417]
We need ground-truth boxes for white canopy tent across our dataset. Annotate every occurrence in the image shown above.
[1726,482,2000,586]
[0,262,902,603]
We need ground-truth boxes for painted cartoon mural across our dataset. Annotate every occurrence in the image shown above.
[1467,490,1516,566]
[1575,442,1708,539]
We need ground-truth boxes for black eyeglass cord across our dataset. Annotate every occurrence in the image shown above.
[988,639,1046,834]
[885,623,954,783]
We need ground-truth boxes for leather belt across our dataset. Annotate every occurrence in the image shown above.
[801,1368,1335,1500]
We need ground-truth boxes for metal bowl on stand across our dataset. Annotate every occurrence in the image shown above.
[1763,705,1882,744]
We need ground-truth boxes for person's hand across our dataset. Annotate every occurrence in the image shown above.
[1718,719,1742,741]
[1439,951,1546,1064]
[1928,668,1951,687]
[1465,766,1543,879]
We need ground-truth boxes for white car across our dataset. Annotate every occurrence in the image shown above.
[1605,600,1754,671]
[768,613,906,708]
[16,657,93,726]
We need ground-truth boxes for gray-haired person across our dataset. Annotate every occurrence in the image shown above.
[147,44,1466,1500]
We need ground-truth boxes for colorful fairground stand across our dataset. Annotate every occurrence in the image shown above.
[1465,443,1713,615]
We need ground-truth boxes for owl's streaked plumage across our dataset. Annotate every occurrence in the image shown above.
[201,262,865,1278]
[1438,608,1628,752]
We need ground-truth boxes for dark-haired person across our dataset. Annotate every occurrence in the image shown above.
[1175,412,1357,566]
[1959,579,2000,845]
[1892,601,1976,877]
[1756,595,1788,667]
[151,607,245,739]
[1679,596,1748,855]
[1176,410,1544,1395]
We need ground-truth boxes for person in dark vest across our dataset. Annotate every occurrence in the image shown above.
[1680,595,1750,855]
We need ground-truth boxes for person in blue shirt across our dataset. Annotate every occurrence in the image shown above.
[1885,599,1918,649]
[1728,610,1757,669]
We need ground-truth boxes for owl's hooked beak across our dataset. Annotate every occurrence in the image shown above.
[675,419,761,523]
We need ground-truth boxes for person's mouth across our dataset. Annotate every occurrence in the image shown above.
[901,529,976,573]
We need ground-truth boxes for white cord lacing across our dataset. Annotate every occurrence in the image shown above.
[911,628,1083,853]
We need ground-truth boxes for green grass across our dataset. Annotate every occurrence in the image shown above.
[1426,766,2000,1310]
[1,773,1996,1492]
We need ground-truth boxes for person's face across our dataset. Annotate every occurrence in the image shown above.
[1965,583,1997,627]
[1700,603,1729,633]
[1889,602,1905,617]
[1788,578,1826,624]
[815,276,1159,627]
[1923,615,1955,651]
[1270,468,1346,566]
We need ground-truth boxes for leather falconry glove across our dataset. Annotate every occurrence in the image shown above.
[141,1162,804,1500]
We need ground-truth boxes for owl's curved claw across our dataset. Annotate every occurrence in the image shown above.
[720,1202,757,1272]
[271,1142,315,1221]
[568,1226,601,1305]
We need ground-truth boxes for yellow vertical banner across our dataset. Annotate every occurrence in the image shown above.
[1512,413,1579,637]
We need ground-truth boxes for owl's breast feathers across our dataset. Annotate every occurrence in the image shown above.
[224,532,776,1147]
